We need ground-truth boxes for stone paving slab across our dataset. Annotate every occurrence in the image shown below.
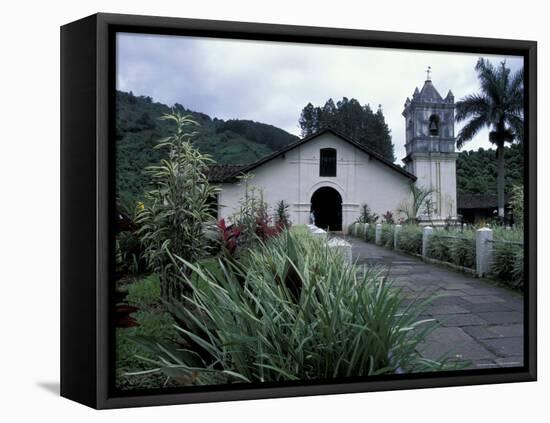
[349,237,525,370]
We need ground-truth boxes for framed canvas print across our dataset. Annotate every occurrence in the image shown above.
[60,13,537,409]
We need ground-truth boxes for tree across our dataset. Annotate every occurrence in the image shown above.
[299,98,396,162]
[455,59,524,219]
[136,111,219,298]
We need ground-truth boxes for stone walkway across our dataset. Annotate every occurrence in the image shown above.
[349,237,524,369]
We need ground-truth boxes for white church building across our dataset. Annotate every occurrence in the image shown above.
[210,78,458,232]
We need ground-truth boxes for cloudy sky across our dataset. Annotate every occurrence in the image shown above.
[117,33,523,162]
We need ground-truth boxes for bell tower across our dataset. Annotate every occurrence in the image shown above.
[402,70,458,222]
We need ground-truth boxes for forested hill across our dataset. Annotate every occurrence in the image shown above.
[456,143,523,195]
[116,91,299,201]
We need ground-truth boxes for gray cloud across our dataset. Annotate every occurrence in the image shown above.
[117,33,523,162]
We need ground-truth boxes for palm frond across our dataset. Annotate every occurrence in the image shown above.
[456,114,488,149]
[455,94,490,122]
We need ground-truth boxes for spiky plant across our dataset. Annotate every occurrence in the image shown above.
[128,230,451,385]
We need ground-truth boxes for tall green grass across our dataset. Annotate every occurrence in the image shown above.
[395,225,422,255]
[490,227,524,288]
[426,229,476,269]
[380,223,394,248]
[129,230,444,385]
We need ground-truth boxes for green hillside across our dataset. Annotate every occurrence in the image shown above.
[456,143,523,195]
[115,91,299,202]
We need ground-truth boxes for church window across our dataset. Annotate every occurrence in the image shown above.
[429,114,440,136]
[320,148,337,177]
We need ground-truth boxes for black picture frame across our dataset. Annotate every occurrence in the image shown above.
[60,12,537,409]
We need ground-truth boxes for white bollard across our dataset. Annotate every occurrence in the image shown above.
[476,227,493,277]
[394,224,402,250]
[364,223,369,240]
[327,237,352,264]
[422,226,433,258]
[375,223,382,245]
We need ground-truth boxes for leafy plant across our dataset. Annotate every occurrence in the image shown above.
[129,230,446,385]
[356,204,379,224]
[229,174,283,251]
[274,200,291,229]
[490,227,524,288]
[126,274,162,308]
[136,111,220,298]
[382,211,395,224]
[425,229,476,269]
[365,224,376,242]
[381,223,394,248]
[398,183,436,224]
[395,225,422,254]
[509,184,524,226]
[115,198,147,276]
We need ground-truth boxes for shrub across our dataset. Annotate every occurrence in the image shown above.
[509,185,524,226]
[488,226,524,288]
[396,225,422,254]
[115,198,147,276]
[365,223,376,242]
[381,223,394,248]
[382,211,395,224]
[426,229,475,269]
[116,309,180,390]
[356,204,379,224]
[356,223,366,238]
[136,112,219,298]
[126,274,161,308]
[130,230,446,385]
[274,200,291,229]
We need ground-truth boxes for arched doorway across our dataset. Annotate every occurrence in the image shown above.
[310,187,342,231]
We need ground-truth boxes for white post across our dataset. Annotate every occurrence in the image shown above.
[422,226,433,258]
[375,223,382,245]
[394,224,402,250]
[364,223,369,240]
[476,227,493,277]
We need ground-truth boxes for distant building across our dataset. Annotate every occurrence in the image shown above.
[209,78,458,232]
[457,194,511,224]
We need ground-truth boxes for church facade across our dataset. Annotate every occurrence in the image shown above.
[211,78,458,231]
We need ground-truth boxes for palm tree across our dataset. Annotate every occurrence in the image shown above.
[455,58,524,219]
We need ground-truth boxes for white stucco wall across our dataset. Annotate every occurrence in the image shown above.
[217,132,414,232]
[411,153,458,221]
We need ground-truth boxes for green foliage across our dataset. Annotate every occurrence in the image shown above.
[455,59,524,217]
[115,198,146,276]
[381,223,394,248]
[299,98,396,161]
[365,224,376,242]
[130,230,446,385]
[232,174,268,249]
[395,225,422,255]
[456,144,524,196]
[398,183,435,223]
[116,309,180,390]
[116,274,180,390]
[126,274,161,307]
[490,227,524,288]
[116,91,298,202]
[426,230,476,270]
[509,184,524,226]
[455,59,524,148]
[274,199,291,228]
[136,112,219,298]
[356,204,379,224]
